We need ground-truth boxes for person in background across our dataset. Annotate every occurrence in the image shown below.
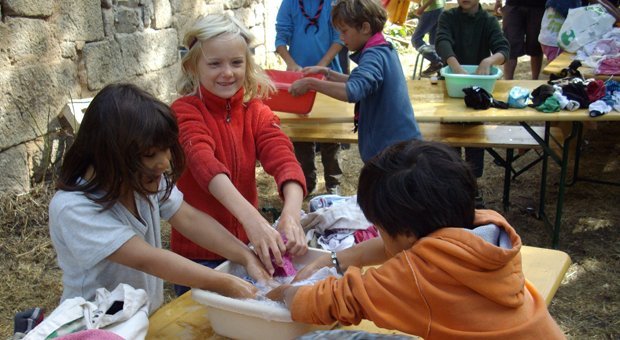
[289,0,422,164]
[435,0,509,207]
[410,0,446,77]
[267,139,565,339]
[275,0,345,195]
[49,83,270,313]
[171,14,308,296]
[494,0,546,80]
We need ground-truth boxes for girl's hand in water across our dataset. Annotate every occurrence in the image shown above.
[243,250,273,283]
[266,284,300,307]
[291,253,332,283]
[220,274,258,299]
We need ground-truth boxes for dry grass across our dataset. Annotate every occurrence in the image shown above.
[0,56,618,339]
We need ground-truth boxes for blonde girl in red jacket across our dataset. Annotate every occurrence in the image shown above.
[171,13,308,295]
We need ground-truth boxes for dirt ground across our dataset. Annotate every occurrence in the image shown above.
[0,55,618,338]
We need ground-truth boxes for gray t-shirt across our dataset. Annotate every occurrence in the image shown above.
[49,179,183,313]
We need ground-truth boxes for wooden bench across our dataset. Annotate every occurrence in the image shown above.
[281,122,564,212]
[146,245,571,339]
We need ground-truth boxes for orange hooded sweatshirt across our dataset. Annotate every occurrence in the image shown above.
[291,221,565,339]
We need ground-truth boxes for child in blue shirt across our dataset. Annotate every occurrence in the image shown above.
[289,0,422,163]
[276,0,345,194]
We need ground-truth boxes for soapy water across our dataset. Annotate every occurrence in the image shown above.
[226,263,341,308]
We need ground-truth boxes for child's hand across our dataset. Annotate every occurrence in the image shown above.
[475,59,493,75]
[266,284,291,302]
[276,212,308,256]
[289,78,313,96]
[220,274,259,299]
[244,217,286,275]
[286,63,302,72]
[452,65,468,75]
[291,253,332,283]
[301,65,328,77]
[243,251,273,283]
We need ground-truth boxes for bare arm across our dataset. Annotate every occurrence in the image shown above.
[276,181,308,256]
[268,237,390,306]
[289,75,349,102]
[476,52,505,75]
[107,236,258,298]
[292,237,389,282]
[208,173,285,274]
[316,43,344,67]
[446,56,467,74]
[276,45,302,71]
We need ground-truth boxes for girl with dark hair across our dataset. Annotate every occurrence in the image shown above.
[50,83,270,313]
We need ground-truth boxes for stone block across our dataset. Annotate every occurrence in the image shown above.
[153,0,172,29]
[1,17,57,67]
[82,40,125,90]
[0,61,78,149]
[0,145,30,194]
[129,63,182,103]
[3,0,53,17]
[142,0,154,28]
[116,6,144,33]
[236,7,254,28]
[56,0,105,41]
[60,42,77,59]
[224,0,253,10]
[117,29,178,77]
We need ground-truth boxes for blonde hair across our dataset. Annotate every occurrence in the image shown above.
[177,13,275,101]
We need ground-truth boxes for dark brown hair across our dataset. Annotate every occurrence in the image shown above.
[357,140,476,238]
[57,83,185,208]
[331,0,387,34]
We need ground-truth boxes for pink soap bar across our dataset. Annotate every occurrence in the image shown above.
[272,252,297,277]
[271,234,297,277]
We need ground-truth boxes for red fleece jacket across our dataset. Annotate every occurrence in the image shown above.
[170,86,305,260]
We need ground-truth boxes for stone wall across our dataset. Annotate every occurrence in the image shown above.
[0,0,282,193]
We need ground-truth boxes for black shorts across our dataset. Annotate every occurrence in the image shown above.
[501,5,545,58]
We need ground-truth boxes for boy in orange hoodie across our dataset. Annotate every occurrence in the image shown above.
[268,139,565,339]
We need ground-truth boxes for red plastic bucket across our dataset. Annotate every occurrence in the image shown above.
[263,70,324,114]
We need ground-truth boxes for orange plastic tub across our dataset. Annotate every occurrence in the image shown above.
[263,70,324,114]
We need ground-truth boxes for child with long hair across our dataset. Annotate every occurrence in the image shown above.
[172,13,308,295]
[50,83,270,313]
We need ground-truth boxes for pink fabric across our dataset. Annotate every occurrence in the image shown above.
[353,226,379,243]
[273,252,297,277]
[542,45,563,62]
[271,235,297,277]
[361,32,389,52]
[598,56,620,75]
[57,329,124,340]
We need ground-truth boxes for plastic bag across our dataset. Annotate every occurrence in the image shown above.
[558,4,616,53]
[539,7,565,47]
[23,284,149,340]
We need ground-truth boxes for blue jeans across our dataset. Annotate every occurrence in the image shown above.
[173,259,226,296]
[411,8,443,63]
